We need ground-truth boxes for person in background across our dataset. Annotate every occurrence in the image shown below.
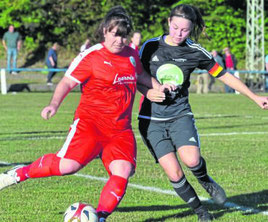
[129,31,141,54]
[138,4,268,221]
[222,47,237,93]
[46,42,59,85]
[2,25,22,75]
[196,71,209,94]
[80,38,91,52]
[209,50,224,91]
[0,6,173,222]
[128,31,144,109]
[265,54,268,92]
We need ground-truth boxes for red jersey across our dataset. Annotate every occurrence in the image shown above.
[129,42,139,54]
[65,43,142,130]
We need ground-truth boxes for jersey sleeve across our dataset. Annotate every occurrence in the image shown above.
[3,33,7,41]
[198,52,226,78]
[140,42,154,75]
[207,61,226,78]
[65,53,93,84]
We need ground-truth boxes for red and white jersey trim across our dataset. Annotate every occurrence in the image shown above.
[65,44,103,84]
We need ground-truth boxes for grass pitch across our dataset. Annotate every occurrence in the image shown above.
[0,92,268,222]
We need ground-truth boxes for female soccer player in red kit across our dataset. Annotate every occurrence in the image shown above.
[0,6,174,222]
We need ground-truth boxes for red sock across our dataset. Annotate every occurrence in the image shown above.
[16,154,61,182]
[97,175,128,214]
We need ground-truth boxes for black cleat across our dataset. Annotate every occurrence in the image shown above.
[199,177,227,205]
[195,206,213,222]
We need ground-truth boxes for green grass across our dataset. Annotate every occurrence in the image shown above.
[0,92,268,222]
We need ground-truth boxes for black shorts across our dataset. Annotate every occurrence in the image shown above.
[138,115,200,163]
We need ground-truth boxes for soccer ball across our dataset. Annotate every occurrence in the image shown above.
[63,202,98,222]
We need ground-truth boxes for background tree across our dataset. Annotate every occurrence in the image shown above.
[0,0,267,69]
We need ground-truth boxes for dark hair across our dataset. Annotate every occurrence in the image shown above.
[170,4,206,41]
[96,6,132,42]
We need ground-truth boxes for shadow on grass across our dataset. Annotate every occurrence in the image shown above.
[0,162,32,167]
[117,190,268,221]
[0,130,67,136]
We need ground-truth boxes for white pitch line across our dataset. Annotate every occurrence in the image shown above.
[1,131,268,141]
[0,161,267,217]
[75,173,268,216]
[199,131,268,136]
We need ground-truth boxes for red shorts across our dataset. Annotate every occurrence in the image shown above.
[56,118,137,174]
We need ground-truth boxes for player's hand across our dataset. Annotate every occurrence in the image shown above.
[41,105,58,120]
[159,83,177,93]
[146,88,166,102]
[254,96,268,109]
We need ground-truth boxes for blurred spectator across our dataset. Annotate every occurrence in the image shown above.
[265,54,268,92]
[80,38,91,52]
[209,50,224,91]
[223,47,237,93]
[196,71,209,94]
[46,42,59,85]
[129,31,141,54]
[129,31,143,108]
[2,25,22,74]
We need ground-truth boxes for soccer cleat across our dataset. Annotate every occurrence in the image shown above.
[99,218,106,222]
[194,205,213,222]
[199,177,227,205]
[0,165,23,191]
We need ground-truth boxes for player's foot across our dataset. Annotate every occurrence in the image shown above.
[99,218,106,222]
[194,205,213,222]
[199,177,226,205]
[0,165,23,190]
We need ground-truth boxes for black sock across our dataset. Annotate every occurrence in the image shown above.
[97,211,109,219]
[189,157,210,183]
[170,175,201,210]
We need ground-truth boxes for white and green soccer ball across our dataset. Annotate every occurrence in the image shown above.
[63,202,98,222]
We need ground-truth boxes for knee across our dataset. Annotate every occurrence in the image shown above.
[60,159,82,175]
[109,160,134,179]
[183,157,200,168]
[168,169,184,182]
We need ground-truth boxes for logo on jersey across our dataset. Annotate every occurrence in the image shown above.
[156,64,184,86]
[113,73,135,85]
[152,55,159,62]
[172,58,187,62]
[104,61,112,66]
[129,56,136,67]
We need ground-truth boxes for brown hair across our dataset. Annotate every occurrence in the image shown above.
[170,4,206,41]
[96,6,132,42]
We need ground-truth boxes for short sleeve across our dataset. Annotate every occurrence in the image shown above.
[198,52,226,78]
[65,53,93,84]
[3,33,7,41]
[207,62,226,78]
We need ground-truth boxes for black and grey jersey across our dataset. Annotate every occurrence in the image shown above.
[139,35,226,120]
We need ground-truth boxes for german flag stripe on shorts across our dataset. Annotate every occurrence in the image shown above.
[208,63,223,77]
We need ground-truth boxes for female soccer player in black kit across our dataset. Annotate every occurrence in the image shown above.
[138,4,268,222]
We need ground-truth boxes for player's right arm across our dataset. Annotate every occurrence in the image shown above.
[41,76,78,120]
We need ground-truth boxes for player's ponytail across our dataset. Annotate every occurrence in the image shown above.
[96,5,132,42]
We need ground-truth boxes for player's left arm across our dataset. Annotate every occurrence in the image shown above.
[218,72,268,109]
